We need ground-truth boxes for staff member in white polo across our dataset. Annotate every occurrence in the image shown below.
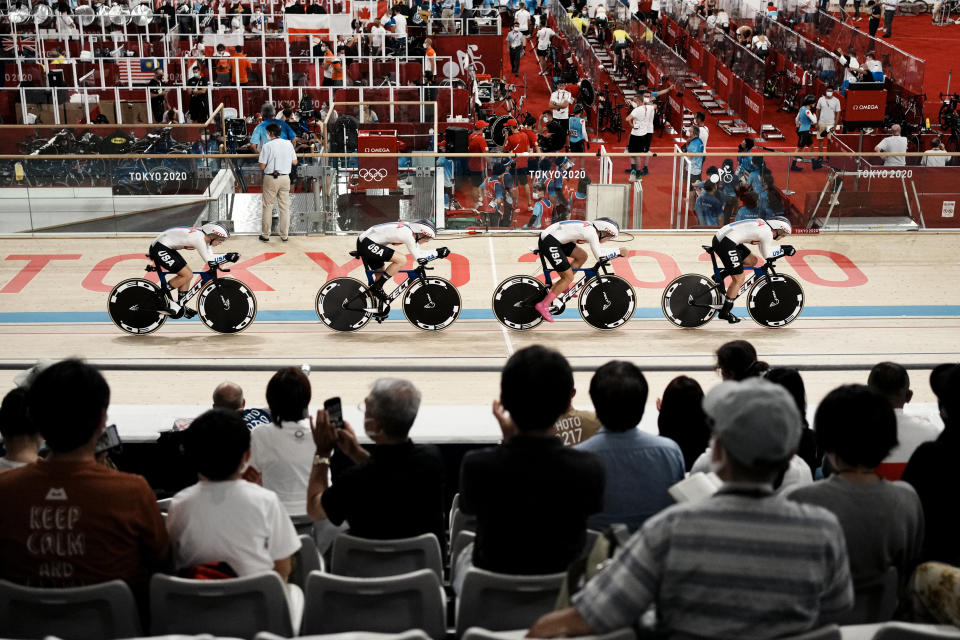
[258,122,298,242]
[624,92,657,180]
[549,83,573,134]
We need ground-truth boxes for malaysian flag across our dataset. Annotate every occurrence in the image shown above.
[2,36,37,57]
[118,58,164,84]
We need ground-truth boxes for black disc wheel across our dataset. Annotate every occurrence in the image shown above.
[316,277,374,332]
[107,278,166,335]
[747,274,804,327]
[661,273,721,328]
[402,277,461,331]
[578,275,636,330]
[492,275,548,331]
[197,277,258,333]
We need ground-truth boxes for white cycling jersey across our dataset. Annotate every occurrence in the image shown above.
[152,226,225,264]
[360,222,437,261]
[715,219,784,259]
[540,220,619,262]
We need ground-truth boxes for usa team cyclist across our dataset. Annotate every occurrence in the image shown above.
[356,219,450,306]
[535,217,625,323]
[712,216,795,324]
[149,223,238,316]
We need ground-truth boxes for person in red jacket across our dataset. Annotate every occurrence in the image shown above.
[467,121,489,207]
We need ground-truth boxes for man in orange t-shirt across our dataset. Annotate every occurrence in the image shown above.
[232,46,253,86]
[423,38,437,101]
[0,360,169,607]
[467,121,489,206]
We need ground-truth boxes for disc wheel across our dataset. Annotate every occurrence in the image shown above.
[491,275,547,331]
[316,277,374,332]
[403,277,461,331]
[196,277,258,333]
[661,273,721,328]
[107,278,166,335]
[747,274,805,327]
[578,275,636,330]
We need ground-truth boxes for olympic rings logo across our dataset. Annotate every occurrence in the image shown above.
[358,168,388,182]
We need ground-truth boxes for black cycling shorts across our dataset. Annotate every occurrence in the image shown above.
[569,140,586,152]
[796,129,813,148]
[628,133,652,153]
[712,235,752,276]
[538,234,577,272]
[357,236,395,270]
[149,241,188,274]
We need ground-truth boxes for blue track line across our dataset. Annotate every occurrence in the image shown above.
[2,306,960,324]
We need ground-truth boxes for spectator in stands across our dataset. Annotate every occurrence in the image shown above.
[441,0,456,33]
[786,384,924,619]
[388,6,408,53]
[321,41,344,86]
[717,340,768,381]
[258,122,297,242]
[816,87,841,160]
[251,103,298,151]
[921,137,950,167]
[214,43,232,84]
[880,0,898,36]
[765,368,820,475]
[656,376,709,472]
[245,367,314,519]
[231,46,252,85]
[0,387,41,471]
[212,381,245,412]
[0,360,169,598]
[306,379,446,548]
[529,377,853,639]
[575,362,684,532]
[169,409,302,604]
[553,382,601,446]
[868,362,940,480]
[875,124,907,166]
[694,180,723,226]
[370,18,388,57]
[903,364,960,566]
[148,69,167,122]
[457,346,604,585]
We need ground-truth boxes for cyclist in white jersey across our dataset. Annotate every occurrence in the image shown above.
[356,219,449,302]
[535,217,625,322]
[712,216,795,323]
[149,222,237,315]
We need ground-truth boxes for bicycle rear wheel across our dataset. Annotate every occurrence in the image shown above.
[578,275,636,330]
[403,277,461,331]
[661,274,721,328]
[747,274,804,327]
[197,277,258,333]
[108,278,166,335]
[316,277,373,332]
[492,275,547,331]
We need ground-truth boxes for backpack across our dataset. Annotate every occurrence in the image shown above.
[555,524,632,608]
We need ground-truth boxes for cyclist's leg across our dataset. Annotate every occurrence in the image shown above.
[535,236,571,322]
[717,240,749,323]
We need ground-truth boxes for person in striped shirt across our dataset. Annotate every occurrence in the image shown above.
[529,378,854,640]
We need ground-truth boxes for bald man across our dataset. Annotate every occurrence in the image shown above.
[212,381,245,411]
[875,124,907,166]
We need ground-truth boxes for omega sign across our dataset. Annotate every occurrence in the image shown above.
[362,146,392,152]
[744,96,760,113]
[843,88,887,126]
[852,104,879,110]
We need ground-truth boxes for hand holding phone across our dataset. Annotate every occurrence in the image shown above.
[95,424,122,454]
[324,397,344,429]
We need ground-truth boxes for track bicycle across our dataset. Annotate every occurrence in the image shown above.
[661,244,804,328]
[108,255,257,335]
[315,253,461,332]
[492,252,635,331]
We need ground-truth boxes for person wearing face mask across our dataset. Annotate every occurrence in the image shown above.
[815,87,842,161]
[507,22,526,75]
[186,65,209,123]
[306,379,446,554]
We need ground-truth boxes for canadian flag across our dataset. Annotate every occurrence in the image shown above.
[350,0,388,22]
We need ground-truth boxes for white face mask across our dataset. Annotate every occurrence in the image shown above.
[826,91,833,97]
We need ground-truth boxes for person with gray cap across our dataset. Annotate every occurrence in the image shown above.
[529,378,853,640]
[249,102,298,152]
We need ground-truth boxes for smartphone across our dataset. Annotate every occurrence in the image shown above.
[324,397,344,429]
[95,424,122,454]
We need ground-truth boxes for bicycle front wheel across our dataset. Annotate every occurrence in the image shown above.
[316,277,373,332]
[197,277,258,333]
[403,277,461,331]
[661,274,721,328]
[107,278,166,335]
[491,275,547,331]
[747,274,804,328]
[578,275,636,330]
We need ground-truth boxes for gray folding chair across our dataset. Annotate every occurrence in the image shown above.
[300,568,446,640]
[462,626,637,640]
[149,572,293,640]
[449,530,477,585]
[330,532,443,581]
[257,631,433,640]
[290,533,326,590]
[454,568,565,637]
[449,508,477,556]
[0,578,141,640]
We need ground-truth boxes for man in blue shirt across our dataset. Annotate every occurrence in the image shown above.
[567,105,588,152]
[250,103,298,151]
[574,361,685,532]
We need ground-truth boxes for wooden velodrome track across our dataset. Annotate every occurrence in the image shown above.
[1,232,958,441]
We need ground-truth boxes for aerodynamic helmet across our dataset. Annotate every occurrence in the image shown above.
[766,216,792,235]
[409,219,437,240]
[200,222,230,239]
[593,217,620,239]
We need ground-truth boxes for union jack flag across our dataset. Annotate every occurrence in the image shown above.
[118,57,164,84]
[1,36,37,57]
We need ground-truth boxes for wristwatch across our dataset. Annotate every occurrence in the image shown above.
[313,453,331,466]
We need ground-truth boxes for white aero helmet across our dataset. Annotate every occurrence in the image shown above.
[201,222,230,239]
[409,219,437,240]
[593,217,620,239]
[766,216,792,236]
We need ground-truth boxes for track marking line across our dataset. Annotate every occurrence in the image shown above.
[488,235,514,355]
